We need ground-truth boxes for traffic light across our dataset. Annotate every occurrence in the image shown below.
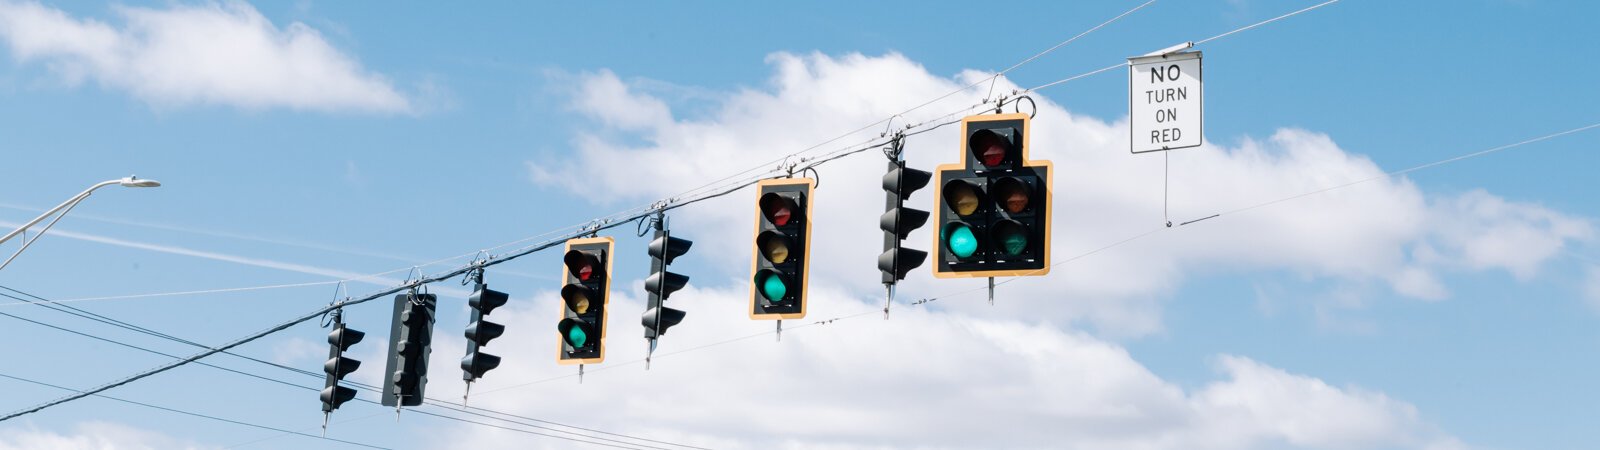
[879,160,932,283]
[461,282,508,382]
[320,317,364,413]
[642,226,691,341]
[381,291,436,407]
[558,237,613,365]
[932,113,1053,278]
[750,178,814,320]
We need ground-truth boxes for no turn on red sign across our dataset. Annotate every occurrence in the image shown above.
[1128,51,1202,154]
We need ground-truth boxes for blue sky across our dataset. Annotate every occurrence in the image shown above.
[0,1,1597,449]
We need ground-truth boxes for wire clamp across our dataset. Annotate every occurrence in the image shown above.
[881,114,903,138]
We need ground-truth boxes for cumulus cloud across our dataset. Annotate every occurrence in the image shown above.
[0,421,212,450]
[411,283,1461,449]
[1420,190,1592,280]
[496,51,1596,447]
[1190,356,1465,450]
[529,51,1593,334]
[0,0,410,113]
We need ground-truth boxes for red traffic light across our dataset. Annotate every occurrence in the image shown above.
[969,129,1013,167]
[760,193,799,226]
[563,250,600,281]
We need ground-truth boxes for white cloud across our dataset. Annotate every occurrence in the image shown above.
[492,51,1600,447]
[0,421,213,450]
[572,69,674,132]
[1421,190,1592,280]
[269,336,323,366]
[414,283,1461,449]
[1389,264,1448,300]
[1190,356,1466,450]
[0,49,1504,448]
[530,51,1593,335]
[0,0,410,113]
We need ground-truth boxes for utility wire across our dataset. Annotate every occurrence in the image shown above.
[1194,0,1340,46]
[0,343,650,450]
[0,0,1153,311]
[0,0,1345,421]
[401,408,654,450]
[714,114,1600,356]
[0,303,316,393]
[0,280,342,308]
[999,0,1159,75]
[0,103,914,422]
[493,0,1160,258]
[1216,121,1600,218]
[0,285,704,450]
[935,120,1600,294]
[478,115,1600,394]
[0,371,389,450]
[1021,0,1341,94]
[0,285,336,384]
[0,0,1359,446]
[11,5,1582,448]
[222,410,392,449]
[0,306,682,450]
[10,110,1591,446]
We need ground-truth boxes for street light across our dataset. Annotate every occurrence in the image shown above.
[0,176,161,271]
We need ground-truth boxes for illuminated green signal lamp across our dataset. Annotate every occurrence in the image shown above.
[557,318,596,349]
[754,269,789,302]
[941,222,980,258]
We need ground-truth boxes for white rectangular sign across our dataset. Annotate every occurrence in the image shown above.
[1128,51,1202,154]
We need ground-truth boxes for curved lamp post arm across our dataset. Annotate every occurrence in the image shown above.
[0,176,160,271]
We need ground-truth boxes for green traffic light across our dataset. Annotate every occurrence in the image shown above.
[757,271,787,301]
[566,326,588,348]
[942,223,978,258]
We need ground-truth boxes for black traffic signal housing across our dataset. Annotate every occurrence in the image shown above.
[750,178,814,320]
[558,237,613,365]
[461,283,508,382]
[382,291,436,407]
[932,113,1053,278]
[642,227,691,341]
[320,317,364,413]
[879,160,932,283]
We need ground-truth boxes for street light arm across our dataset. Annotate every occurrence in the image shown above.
[0,191,90,271]
[0,179,120,247]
